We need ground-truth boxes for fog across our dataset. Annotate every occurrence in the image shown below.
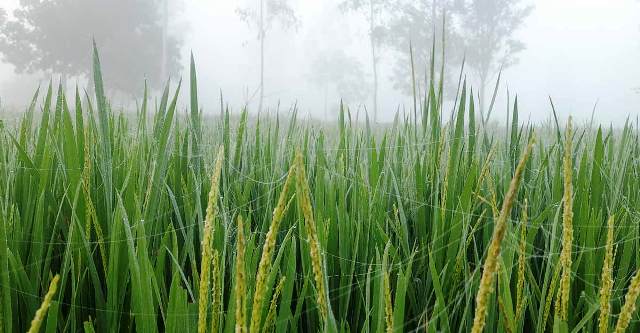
[0,0,639,124]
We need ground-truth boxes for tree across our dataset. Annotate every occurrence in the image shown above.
[237,0,299,114]
[0,0,183,93]
[339,0,387,122]
[381,0,465,99]
[308,49,369,119]
[365,0,530,114]
[458,0,532,112]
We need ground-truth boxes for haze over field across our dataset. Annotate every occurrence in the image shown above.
[3,2,640,332]
[0,0,638,123]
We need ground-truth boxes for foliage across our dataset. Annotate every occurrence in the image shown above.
[339,0,387,120]
[236,0,300,113]
[381,0,464,94]
[236,0,299,36]
[0,0,183,92]
[357,0,531,104]
[236,0,299,114]
[457,0,532,107]
[308,49,369,107]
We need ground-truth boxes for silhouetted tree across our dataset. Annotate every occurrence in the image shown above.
[340,0,388,121]
[237,0,299,113]
[308,50,369,118]
[362,0,530,113]
[0,0,183,93]
[381,0,465,99]
[458,0,532,112]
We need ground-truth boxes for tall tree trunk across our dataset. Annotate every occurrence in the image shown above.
[369,0,378,122]
[258,0,265,114]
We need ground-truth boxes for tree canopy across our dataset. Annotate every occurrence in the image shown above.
[0,0,183,93]
[368,0,531,107]
[309,49,369,113]
[236,0,299,113]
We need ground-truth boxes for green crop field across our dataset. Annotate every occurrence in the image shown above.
[1,45,639,333]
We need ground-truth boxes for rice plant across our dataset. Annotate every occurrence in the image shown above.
[0,45,639,333]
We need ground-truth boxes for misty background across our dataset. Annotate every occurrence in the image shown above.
[0,0,639,123]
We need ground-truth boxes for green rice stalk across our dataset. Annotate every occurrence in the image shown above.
[235,215,247,333]
[249,164,296,333]
[614,267,640,333]
[471,137,535,333]
[198,146,224,333]
[558,117,574,321]
[27,274,60,333]
[598,215,615,333]
[262,276,286,333]
[515,199,528,323]
[295,151,331,325]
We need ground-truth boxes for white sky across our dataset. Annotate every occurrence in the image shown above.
[504,0,640,124]
[1,0,639,124]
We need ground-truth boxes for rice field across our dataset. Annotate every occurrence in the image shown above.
[1,46,640,332]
